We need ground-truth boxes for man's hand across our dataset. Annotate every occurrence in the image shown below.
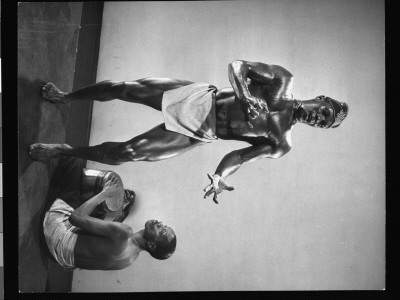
[107,173,124,189]
[102,176,124,202]
[113,191,136,223]
[240,95,268,128]
[122,190,136,213]
[203,173,234,204]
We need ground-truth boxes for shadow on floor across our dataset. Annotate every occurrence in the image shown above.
[18,76,43,176]
[18,2,102,292]
[18,2,83,292]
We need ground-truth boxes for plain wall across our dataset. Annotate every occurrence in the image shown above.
[72,0,384,291]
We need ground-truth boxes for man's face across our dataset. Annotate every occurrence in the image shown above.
[299,95,335,128]
[144,219,175,244]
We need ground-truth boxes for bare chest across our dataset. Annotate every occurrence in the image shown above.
[248,80,292,104]
[216,100,293,143]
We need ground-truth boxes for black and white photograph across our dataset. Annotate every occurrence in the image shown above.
[17,0,384,292]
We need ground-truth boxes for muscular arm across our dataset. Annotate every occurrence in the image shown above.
[69,180,131,239]
[228,60,293,97]
[228,60,293,117]
[204,141,291,203]
[215,142,289,179]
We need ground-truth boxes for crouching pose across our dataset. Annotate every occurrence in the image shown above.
[30,60,349,203]
[42,157,177,271]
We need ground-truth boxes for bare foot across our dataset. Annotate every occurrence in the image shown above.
[41,82,70,104]
[29,143,72,160]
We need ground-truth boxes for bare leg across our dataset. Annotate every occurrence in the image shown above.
[29,124,205,165]
[41,78,194,110]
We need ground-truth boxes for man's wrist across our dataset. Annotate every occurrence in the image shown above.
[97,190,109,204]
[213,174,223,183]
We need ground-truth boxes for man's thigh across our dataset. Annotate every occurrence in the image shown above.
[46,157,85,210]
[122,78,193,110]
[136,78,194,91]
[127,123,205,161]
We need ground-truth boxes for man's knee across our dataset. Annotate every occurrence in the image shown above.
[117,145,136,162]
[107,81,128,99]
[89,142,127,165]
[121,80,155,102]
[114,143,147,162]
[136,78,156,86]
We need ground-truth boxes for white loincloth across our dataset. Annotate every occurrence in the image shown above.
[162,82,219,143]
[43,198,80,270]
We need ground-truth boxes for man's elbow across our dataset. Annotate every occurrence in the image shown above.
[230,60,245,69]
[270,144,291,159]
[69,212,79,227]
[114,224,133,240]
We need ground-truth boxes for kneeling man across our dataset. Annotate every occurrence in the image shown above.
[42,157,177,271]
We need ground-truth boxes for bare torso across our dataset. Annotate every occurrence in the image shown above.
[215,80,295,147]
[73,232,139,270]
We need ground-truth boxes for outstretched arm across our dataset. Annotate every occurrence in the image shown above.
[228,60,293,121]
[204,142,290,204]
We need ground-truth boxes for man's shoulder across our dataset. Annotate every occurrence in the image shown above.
[270,64,294,78]
[106,226,135,256]
[114,223,134,239]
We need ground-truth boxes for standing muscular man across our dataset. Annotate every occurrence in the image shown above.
[29,60,349,203]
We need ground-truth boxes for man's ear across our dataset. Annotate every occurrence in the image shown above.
[147,241,156,252]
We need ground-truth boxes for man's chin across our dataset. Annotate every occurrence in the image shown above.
[145,219,156,229]
[144,220,152,229]
[295,107,307,121]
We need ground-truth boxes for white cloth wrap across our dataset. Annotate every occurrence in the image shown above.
[162,82,218,143]
[43,198,80,270]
